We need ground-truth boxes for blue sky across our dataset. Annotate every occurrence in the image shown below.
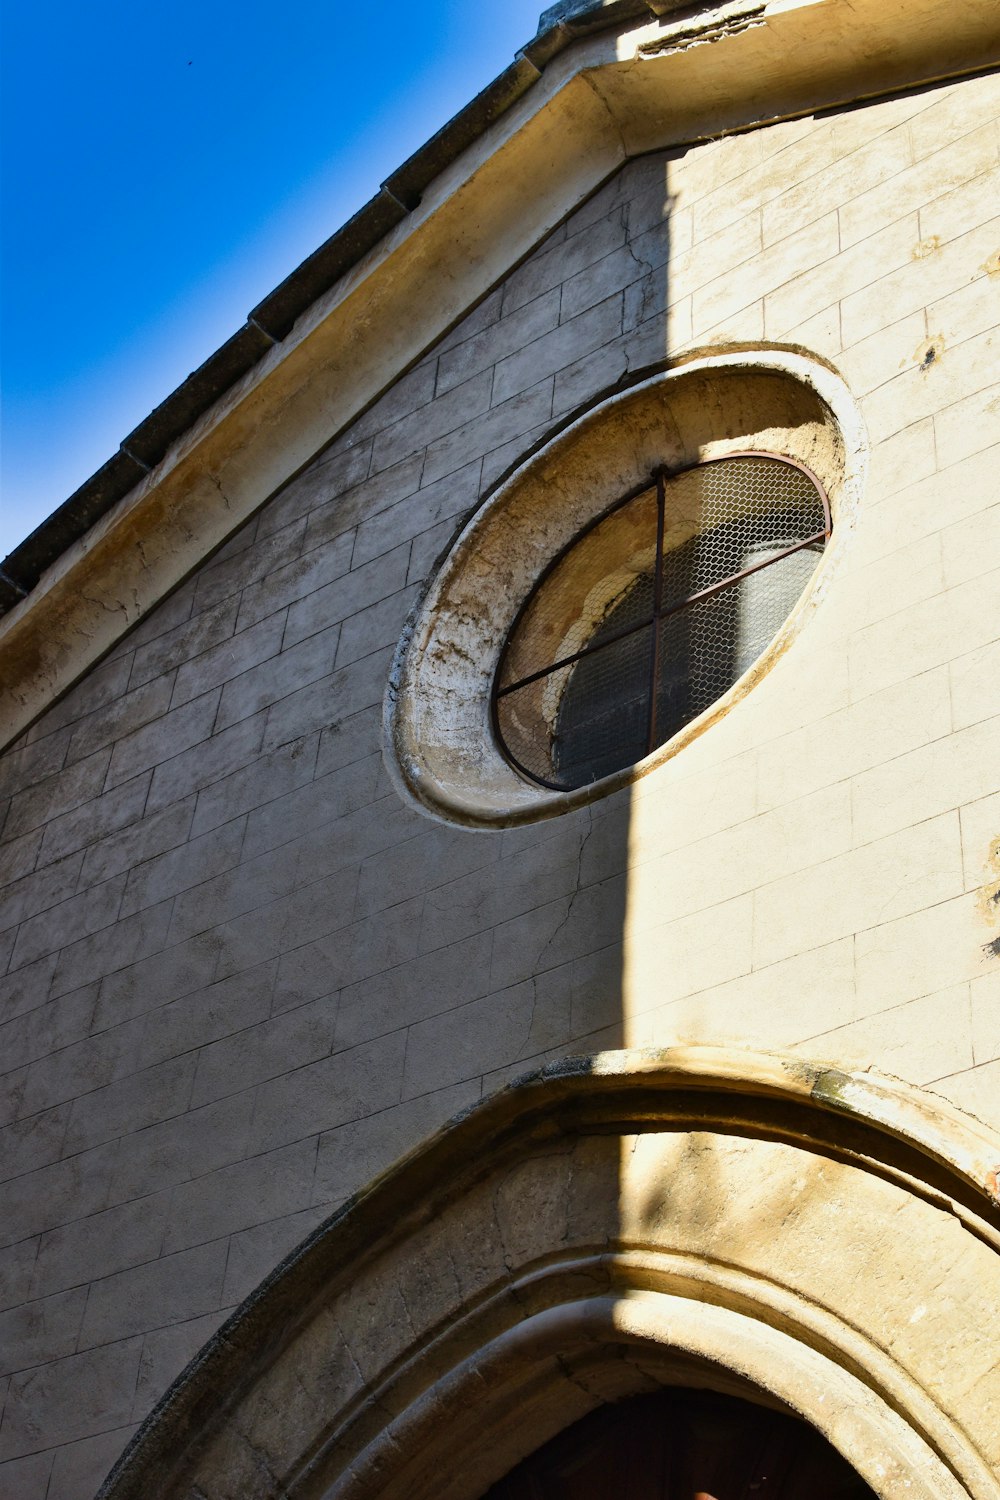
[0,1,546,558]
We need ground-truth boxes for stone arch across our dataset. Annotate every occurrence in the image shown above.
[98,1048,1000,1500]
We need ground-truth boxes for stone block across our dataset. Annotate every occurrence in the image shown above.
[489,874,627,991]
[281,544,409,651]
[646,935,859,1054]
[860,443,997,564]
[971,968,1000,1064]
[854,889,992,1015]
[132,1311,230,1426]
[160,1137,321,1255]
[847,565,1000,702]
[0,1285,87,1373]
[765,124,913,250]
[629,780,852,934]
[401,977,558,1100]
[929,1056,1000,1132]
[862,324,999,445]
[241,749,380,862]
[108,1091,255,1204]
[31,656,133,742]
[354,820,497,919]
[129,598,239,695]
[188,992,334,1110]
[10,874,126,974]
[370,368,492,476]
[262,648,395,762]
[190,732,319,840]
[46,1424,138,1500]
[105,692,220,792]
[559,241,651,325]
[795,983,973,1085]
[62,1053,198,1156]
[91,931,221,1032]
[350,457,481,572]
[312,1078,480,1210]
[500,205,626,316]
[329,929,494,1051]
[934,378,1000,469]
[852,714,999,846]
[0,1103,72,1184]
[693,212,836,336]
[49,897,173,1001]
[491,293,623,407]
[0,1239,37,1315]
[119,817,245,920]
[432,286,502,356]
[765,213,916,341]
[839,215,1000,346]
[220,1205,329,1306]
[303,450,422,555]
[31,1194,170,1302]
[247,1031,406,1156]
[908,71,1000,162]
[2,749,111,845]
[754,811,963,970]
[193,514,306,614]
[0,853,84,938]
[36,775,152,874]
[334,584,421,670]
[257,438,372,542]
[0,952,58,1028]
[840,123,997,251]
[0,985,97,1080]
[64,677,174,772]
[836,309,926,399]
[437,287,561,396]
[79,797,195,891]
[959,788,1000,894]
[0,1139,119,1250]
[420,377,554,487]
[169,613,286,712]
[0,1448,53,1500]
[233,530,353,636]
[865,416,936,501]
[929,264,1000,348]
[333,359,438,451]
[755,664,952,813]
[140,959,275,1073]
[0,826,44,888]
[78,1238,228,1350]
[166,837,300,946]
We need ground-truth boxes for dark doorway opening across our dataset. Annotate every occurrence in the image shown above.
[482,1387,877,1500]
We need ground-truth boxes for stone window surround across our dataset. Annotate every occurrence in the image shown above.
[385,348,866,829]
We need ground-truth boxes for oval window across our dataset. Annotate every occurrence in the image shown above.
[493,454,830,791]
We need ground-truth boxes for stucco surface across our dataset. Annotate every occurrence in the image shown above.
[0,71,999,1497]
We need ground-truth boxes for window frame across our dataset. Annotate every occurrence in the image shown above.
[491,451,832,792]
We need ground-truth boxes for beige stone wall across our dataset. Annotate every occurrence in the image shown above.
[0,69,997,1499]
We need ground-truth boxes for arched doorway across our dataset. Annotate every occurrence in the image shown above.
[484,1388,876,1499]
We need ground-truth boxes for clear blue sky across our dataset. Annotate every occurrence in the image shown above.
[0,1,546,558]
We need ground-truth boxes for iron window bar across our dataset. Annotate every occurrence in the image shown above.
[492,452,831,792]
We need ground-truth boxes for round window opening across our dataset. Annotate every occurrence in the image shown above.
[493,454,830,791]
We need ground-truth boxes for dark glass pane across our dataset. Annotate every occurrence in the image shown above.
[494,456,828,789]
[553,623,653,787]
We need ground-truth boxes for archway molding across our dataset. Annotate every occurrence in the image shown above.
[97,1048,1000,1500]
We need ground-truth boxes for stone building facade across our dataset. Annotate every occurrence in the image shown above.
[1,3,999,1497]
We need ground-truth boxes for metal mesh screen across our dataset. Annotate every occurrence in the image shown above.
[494,454,829,791]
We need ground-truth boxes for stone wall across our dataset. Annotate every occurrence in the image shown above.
[0,70,998,1498]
